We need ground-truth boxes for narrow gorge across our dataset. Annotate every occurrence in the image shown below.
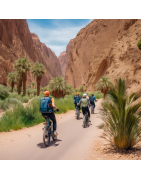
[65,19,141,93]
[0,19,61,87]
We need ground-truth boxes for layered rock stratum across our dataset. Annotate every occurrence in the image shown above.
[58,39,74,76]
[0,19,61,87]
[65,19,141,93]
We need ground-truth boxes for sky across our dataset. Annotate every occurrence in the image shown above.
[27,19,93,57]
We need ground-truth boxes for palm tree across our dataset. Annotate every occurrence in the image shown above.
[31,82,35,89]
[79,85,84,93]
[32,89,37,97]
[14,58,31,96]
[66,84,74,95]
[96,76,113,99]
[48,76,67,98]
[100,78,141,150]
[7,72,17,93]
[31,62,45,96]
[27,89,31,97]
[16,72,22,95]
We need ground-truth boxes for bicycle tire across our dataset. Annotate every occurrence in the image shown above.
[76,108,79,120]
[83,115,86,128]
[91,105,94,114]
[43,128,50,147]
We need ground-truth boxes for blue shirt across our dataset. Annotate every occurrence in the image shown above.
[93,96,96,101]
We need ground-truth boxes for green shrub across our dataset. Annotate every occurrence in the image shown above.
[9,93,23,102]
[0,102,45,132]
[7,98,21,105]
[0,100,9,110]
[22,96,29,103]
[93,91,103,99]
[100,78,141,150]
[0,85,9,100]
[137,38,141,50]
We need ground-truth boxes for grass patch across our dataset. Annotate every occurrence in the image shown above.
[0,101,45,132]
[0,92,103,132]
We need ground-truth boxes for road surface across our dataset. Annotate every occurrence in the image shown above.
[0,99,103,160]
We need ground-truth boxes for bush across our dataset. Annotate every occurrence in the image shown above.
[22,96,29,103]
[0,100,9,110]
[0,101,45,132]
[0,85,9,100]
[100,78,141,150]
[137,38,141,50]
[7,98,21,105]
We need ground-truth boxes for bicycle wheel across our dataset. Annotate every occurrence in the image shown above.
[91,105,94,114]
[43,128,50,147]
[83,115,86,128]
[76,108,79,120]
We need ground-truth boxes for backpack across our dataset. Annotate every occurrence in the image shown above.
[89,96,94,105]
[74,95,81,104]
[81,98,88,108]
[40,97,53,113]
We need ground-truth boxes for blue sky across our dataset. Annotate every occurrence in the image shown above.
[27,19,93,57]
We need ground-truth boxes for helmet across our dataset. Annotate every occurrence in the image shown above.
[76,92,79,95]
[83,93,87,97]
[44,91,50,96]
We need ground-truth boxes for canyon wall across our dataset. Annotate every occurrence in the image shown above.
[65,19,141,93]
[0,19,61,87]
[58,39,74,76]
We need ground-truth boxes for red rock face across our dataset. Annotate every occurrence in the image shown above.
[65,19,141,94]
[0,20,61,87]
[31,33,62,86]
[58,39,74,76]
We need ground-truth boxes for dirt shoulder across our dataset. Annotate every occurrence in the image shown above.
[0,110,74,147]
[87,132,141,160]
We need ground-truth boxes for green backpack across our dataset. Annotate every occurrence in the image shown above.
[81,98,88,108]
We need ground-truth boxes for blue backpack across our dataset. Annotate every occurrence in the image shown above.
[40,97,53,113]
[74,95,81,104]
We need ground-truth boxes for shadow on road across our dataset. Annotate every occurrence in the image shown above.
[37,139,62,149]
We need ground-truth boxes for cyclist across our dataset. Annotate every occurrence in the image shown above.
[73,92,81,113]
[77,93,91,122]
[40,91,59,137]
[89,94,97,111]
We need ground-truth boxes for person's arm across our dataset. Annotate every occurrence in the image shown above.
[77,99,82,106]
[93,96,97,102]
[52,98,58,110]
[73,96,75,103]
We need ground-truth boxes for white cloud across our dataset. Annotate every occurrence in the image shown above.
[28,20,93,57]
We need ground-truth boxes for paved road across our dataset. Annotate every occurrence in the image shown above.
[0,99,103,160]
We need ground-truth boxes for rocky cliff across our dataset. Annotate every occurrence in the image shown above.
[65,19,141,93]
[58,39,74,76]
[0,19,61,87]
[31,33,62,86]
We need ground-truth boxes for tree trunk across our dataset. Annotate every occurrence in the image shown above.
[37,76,41,96]
[17,79,22,95]
[11,82,14,93]
[23,72,27,96]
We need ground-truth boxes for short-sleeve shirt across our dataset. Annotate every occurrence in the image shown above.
[50,97,54,106]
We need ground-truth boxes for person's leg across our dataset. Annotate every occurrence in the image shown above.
[87,107,90,119]
[42,113,50,127]
[78,105,80,112]
[82,108,85,116]
[46,113,57,132]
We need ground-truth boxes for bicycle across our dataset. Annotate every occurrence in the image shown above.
[90,104,95,114]
[83,111,89,128]
[76,105,80,120]
[43,110,59,147]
